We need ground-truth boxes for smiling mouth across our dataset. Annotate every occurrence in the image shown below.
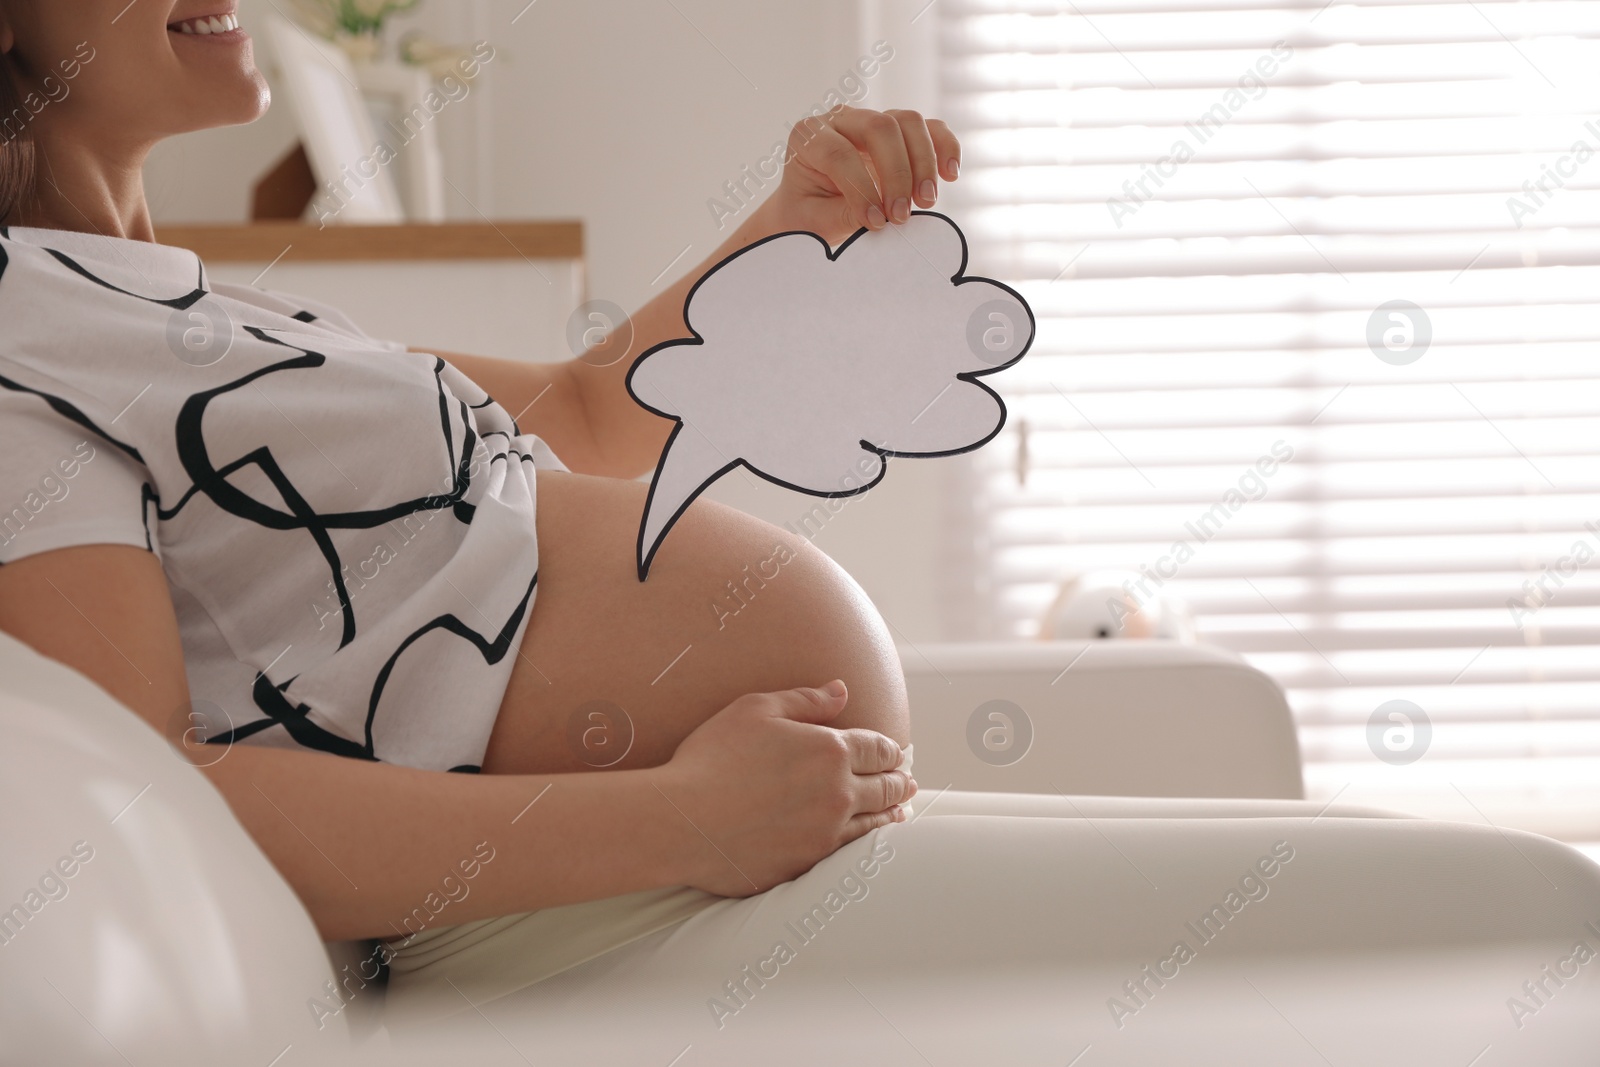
[168,13,242,36]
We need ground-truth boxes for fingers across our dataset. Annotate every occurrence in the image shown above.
[887,109,940,210]
[852,765,917,815]
[767,679,849,725]
[833,107,915,224]
[927,118,961,182]
[798,122,887,231]
[839,725,905,775]
[843,803,909,840]
[788,107,963,232]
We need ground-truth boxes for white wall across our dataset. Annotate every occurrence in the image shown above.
[144,0,957,642]
[143,0,495,223]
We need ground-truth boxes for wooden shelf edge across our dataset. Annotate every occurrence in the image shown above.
[155,221,584,263]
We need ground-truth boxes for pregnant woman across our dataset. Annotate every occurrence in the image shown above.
[0,2,1190,1058]
[8,6,1572,1065]
[0,0,941,941]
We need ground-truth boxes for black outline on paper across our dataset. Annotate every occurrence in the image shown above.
[624,210,1036,581]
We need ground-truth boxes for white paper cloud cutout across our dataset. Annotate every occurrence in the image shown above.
[626,210,1035,581]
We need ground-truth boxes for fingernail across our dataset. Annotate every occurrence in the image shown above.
[946,157,959,180]
[893,806,907,822]
[919,179,936,204]
[823,678,846,699]
[866,203,886,228]
[907,777,919,795]
[891,197,910,223]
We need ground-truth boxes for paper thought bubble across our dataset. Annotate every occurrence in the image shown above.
[626,211,1034,581]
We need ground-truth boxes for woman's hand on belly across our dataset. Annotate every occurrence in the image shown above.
[656,680,915,898]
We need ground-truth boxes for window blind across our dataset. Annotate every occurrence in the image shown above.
[939,0,1600,840]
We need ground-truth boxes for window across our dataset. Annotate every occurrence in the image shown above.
[941,0,1600,841]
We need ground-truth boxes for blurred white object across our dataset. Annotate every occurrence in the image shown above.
[399,33,484,83]
[899,640,1303,799]
[263,15,406,224]
[352,59,446,222]
[0,631,349,1066]
[1040,569,1195,641]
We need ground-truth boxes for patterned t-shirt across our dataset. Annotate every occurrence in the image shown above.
[0,225,565,772]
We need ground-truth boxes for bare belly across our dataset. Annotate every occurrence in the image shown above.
[479,469,910,776]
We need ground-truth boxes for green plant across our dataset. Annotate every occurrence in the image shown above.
[291,0,421,38]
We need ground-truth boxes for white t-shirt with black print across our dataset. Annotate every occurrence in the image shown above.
[0,225,566,772]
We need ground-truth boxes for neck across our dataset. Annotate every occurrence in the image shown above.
[11,128,156,242]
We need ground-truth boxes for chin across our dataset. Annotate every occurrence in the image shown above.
[181,69,272,133]
[162,25,273,130]
[238,75,272,125]
[214,46,273,125]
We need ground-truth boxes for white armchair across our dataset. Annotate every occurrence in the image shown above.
[4,629,1598,1065]
[898,640,1304,800]
[0,628,346,1065]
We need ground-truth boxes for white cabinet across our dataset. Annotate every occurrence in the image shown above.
[160,222,585,364]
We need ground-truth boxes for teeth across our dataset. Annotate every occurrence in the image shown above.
[174,13,238,34]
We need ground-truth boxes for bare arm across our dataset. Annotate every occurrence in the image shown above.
[427,199,790,480]
[0,545,912,940]
[428,106,962,481]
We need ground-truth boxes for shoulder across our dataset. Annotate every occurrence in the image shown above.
[208,281,408,353]
[0,227,209,351]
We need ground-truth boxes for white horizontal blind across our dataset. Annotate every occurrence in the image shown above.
[941,0,1600,839]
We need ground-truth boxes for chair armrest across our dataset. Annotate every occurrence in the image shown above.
[898,640,1304,799]
[0,630,347,1063]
